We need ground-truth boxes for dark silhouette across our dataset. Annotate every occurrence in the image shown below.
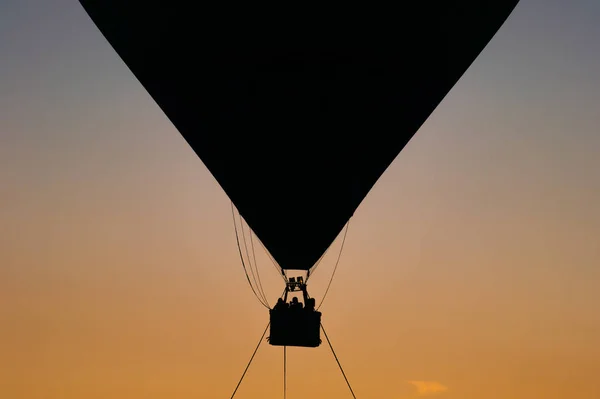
[306,298,315,312]
[274,297,288,311]
[77,1,520,273]
[290,297,302,310]
[77,2,521,395]
[269,277,322,348]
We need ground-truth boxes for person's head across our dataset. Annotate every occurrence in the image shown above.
[292,297,298,303]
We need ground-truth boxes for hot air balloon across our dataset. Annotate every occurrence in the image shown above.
[78,2,520,351]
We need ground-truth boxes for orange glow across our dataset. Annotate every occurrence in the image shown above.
[2,1,600,397]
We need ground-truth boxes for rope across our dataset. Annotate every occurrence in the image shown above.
[305,245,331,281]
[231,203,270,309]
[239,213,269,307]
[307,220,350,281]
[321,323,358,399]
[283,346,287,399]
[249,227,270,307]
[317,221,350,311]
[256,236,288,282]
[229,322,270,399]
[238,214,264,304]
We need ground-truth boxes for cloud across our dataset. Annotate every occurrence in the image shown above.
[407,381,448,396]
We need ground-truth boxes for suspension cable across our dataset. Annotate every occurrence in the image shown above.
[321,323,358,399]
[305,246,330,282]
[249,226,270,307]
[307,220,350,281]
[238,213,269,307]
[231,203,270,309]
[316,221,350,310]
[283,346,287,399]
[256,236,287,282]
[229,322,270,399]
[238,213,265,304]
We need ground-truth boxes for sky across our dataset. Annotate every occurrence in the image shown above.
[1,0,600,398]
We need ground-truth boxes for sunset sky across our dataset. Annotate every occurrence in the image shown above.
[2,1,600,398]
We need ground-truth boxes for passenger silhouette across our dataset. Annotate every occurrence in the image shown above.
[269,294,321,348]
[290,296,303,310]
[305,297,315,311]
[274,297,287,311]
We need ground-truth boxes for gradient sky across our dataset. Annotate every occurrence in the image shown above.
[2,1,600,398]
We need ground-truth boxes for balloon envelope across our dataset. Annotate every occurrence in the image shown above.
[79,2,519,271]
